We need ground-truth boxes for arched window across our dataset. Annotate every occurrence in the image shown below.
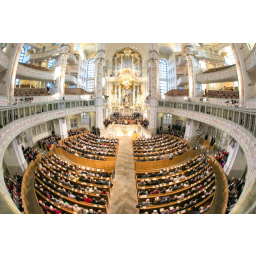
[86,58,95,92]
[19,47,25,63]
[159,58,168,96]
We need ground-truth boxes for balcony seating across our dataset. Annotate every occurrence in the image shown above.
[14,88,50,97]
[203,64,235,74]
[203,90,239,99]
[20,63,50,72]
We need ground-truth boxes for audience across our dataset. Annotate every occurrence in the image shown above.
[68,128,87,137]
[22,146,39,164]
[38,135,61,151]
[226,177,245,213]
[4,172,24,212]
[214,149,229,168]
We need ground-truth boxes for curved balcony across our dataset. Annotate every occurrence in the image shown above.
[213,43,230,51]
[0,99,95,213]
[244,44,256,73]
[0,49,9,72]
[176,55,187,66]
[157,99,256,214]
[16,63,55,81]
[195,50,225,63]
[67,53,78,65]
[65,74,77,85]
[177,76,188,87]
[26,43,51,49]
[197,65,238,83]
[176,65,238,87]
[28,45,69,61]
[16,64,77,84]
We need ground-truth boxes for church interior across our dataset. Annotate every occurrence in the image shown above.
[0,42,255,215]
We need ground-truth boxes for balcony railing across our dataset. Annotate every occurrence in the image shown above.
[157,98,256,214]
[244,44,256,72]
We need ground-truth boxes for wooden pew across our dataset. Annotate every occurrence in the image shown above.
[35,176,108,213]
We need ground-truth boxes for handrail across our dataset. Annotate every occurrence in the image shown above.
[207,155,229,214]
[21,152,44,214]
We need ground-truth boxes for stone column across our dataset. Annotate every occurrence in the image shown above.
[184,43,195,99]
[224,142,247,178]
[53,118,68,139]
[148,45,159,135]
[118,85,121,105]
[133,85,135,106]
[3,138,28,175]
[0,44,24,103]
[231,43,247,107]
[94,43,105,129]
[52,53,68,98]
[184,119,200,145]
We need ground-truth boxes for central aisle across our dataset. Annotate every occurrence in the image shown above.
[109,137,138,214]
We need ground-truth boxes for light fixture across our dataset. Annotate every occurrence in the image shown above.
[184,96,187,100]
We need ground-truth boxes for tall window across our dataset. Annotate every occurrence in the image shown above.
[81,113,89,124]
[159,58,168,96]
[48,59,55,69]
[86,58,95,92]
[19,47,25,63]
[70,119,77,129]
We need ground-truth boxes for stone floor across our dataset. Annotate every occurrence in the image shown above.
[109,136,138,214]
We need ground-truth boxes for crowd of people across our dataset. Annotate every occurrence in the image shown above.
[103,113,149,128]
[34,152,114,214]
[68,128,87,137]
[91,126,100,136]
[226,177,245,213]
[141,119,149,129]
[133,135,190,161]
[59,133,118,160]
[21,146,39,164]
[135,153,216,214]
[4,173,24,212]
[38,134,61,151]
[213,149,229,168]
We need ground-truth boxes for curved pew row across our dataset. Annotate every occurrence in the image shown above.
[35,174,108,213]
[135,154,216,214]
[55,133,119,171]
[138,179,215,214]
[37,163,110,202]
[40,159,112,194]
[135,154,206,179]
[47,153,113,178]
[136,163,212,202]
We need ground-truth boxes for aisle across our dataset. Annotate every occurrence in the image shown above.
[109,137,137,214]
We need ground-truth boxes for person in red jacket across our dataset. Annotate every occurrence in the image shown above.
[83,195,92,203]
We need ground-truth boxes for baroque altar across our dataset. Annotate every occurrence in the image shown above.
[105,47,148,117]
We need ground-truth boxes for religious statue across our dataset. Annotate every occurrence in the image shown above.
[123,93,130,106]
